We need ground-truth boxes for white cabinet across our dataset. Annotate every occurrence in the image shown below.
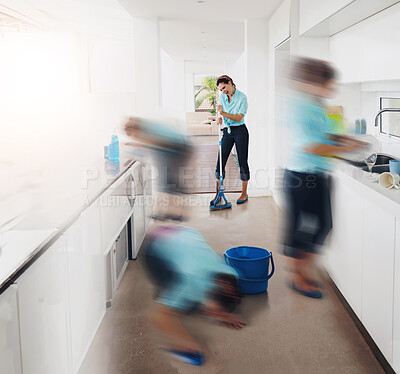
[327,173,399,368]
[65,203,105,374]
[143,162,153,228]
[362,200,396,364]
[393,218,400,372]
[326,179,364,317]
[0,285,22,374]
[330,2,400,83]
[17,236,70,374]
[299,0,353,35]
[132,163,145,258]
[100,167,135,253]
[269,0,290,47]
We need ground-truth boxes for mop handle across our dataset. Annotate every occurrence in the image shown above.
[218,99,231,134]
[217,110,224,186]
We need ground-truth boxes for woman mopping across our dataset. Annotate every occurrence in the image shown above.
[210,75,250,206]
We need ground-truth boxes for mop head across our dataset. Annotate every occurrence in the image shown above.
[209,189,232,211]
[210,201,232,211]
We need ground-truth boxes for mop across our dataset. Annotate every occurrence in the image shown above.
[210,110,232,211]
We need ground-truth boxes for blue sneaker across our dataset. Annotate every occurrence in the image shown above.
[168,350,204,366]
[290,281,322,299]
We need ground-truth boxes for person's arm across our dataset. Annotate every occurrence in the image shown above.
[305,134,369,156]
[217,98,246,122]
[202,300,246,329]
[220,111,244,122]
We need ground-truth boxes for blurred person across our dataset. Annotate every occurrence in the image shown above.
[210,75,250,206]
[124,116,192,220]
[283,57,367,298]
[144,224,245,365]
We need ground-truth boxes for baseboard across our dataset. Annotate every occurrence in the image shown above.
[248,188,272,197]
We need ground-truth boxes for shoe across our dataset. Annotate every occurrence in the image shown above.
[150,215,167,221]
[168,350,204,366]
[236,196,248,204]
[165,214,184,222]
[290,281,322,299]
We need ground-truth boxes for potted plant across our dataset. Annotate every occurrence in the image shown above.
[194,76,217,117]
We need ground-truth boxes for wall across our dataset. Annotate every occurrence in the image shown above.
[0,0,136,231]
[245,18,270,195]
[132,16,161,116]
[183,61,225,115]
[224,52,247,94]
[160,49,186,121]
[267,0,291,196]
[329,3,400,157]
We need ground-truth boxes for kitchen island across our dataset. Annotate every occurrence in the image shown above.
[326,160,400,373]
[0,157,153,374]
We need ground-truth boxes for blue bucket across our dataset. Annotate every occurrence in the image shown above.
[238,276,271,295]
[224,246,275,279]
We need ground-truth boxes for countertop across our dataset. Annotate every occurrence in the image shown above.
[0,157,136,294]
[334,160,400,217]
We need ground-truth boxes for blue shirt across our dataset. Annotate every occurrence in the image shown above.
[149,226,238,311]
[286,96,333,173]
[219,88,248,127]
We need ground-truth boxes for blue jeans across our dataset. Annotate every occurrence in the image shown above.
[215,124,250,181]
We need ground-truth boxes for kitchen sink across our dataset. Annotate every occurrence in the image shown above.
[361,164,390,173]
[374,154,396,165]
[359,153,398,174]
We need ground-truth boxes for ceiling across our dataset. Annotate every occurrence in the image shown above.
[118,0,283,62]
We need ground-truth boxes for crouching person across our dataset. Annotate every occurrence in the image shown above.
[145,224,246,366]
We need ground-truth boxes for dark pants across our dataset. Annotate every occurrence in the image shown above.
[215,124,250,181]
[283,170,332,259]
[154,142,192,195]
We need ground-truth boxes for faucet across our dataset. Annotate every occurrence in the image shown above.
[374,108,400,133]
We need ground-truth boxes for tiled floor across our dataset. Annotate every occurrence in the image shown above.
[79,195,384,374]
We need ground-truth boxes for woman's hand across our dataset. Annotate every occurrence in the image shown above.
[217,313,247,329]
[217,105,223,114]
[217,117,223,125]
[202,303,246,330]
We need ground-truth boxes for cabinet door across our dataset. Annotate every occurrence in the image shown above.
[17,236,70,374]
[326,179,364,318]
[0,285,22,374]
[65,204,105,374]
[330,2,400,83]
[391,218,400,372]
[362,200,395,364]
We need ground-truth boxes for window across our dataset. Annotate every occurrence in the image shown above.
[380,97,400,138]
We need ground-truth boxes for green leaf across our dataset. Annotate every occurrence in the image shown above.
[194,76,217,108]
